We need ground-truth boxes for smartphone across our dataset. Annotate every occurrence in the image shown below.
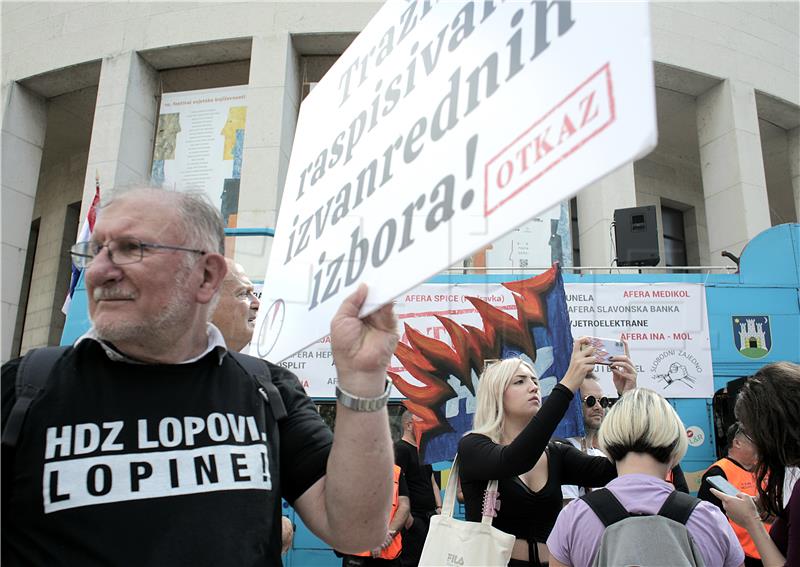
[582,337,625,365]
[706,475,739,497]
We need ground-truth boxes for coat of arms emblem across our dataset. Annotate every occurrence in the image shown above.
[732,315,771,359]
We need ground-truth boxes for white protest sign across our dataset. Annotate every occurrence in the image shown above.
[275,281,712,399]
[254,0,656,361]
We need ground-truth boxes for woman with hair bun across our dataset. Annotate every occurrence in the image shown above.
[711,362,800,567]
[546,388,744,567]
[457,338,638,566]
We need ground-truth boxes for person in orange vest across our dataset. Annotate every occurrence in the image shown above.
[340,465,411,566]
[698,422,768,567]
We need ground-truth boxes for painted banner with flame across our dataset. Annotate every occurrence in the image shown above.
[391,265,582,464]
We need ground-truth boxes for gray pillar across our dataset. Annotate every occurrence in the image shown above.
[81,51,160,222]
[237,33,300,278]
[789,126,800,221]
[697,80,770,259]
[1,83,47,362]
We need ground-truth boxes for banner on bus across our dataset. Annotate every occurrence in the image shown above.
[279,281,713,400]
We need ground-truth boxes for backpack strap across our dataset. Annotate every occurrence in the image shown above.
[2,346,70,448]
[657,490,701,525]
[581,488,630,527]
[229,351,287,422]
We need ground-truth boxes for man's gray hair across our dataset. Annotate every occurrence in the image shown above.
[100,185,225,254]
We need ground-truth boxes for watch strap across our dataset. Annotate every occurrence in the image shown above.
[336,378,392,412]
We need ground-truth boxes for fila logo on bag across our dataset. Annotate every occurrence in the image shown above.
[446,553,465,566]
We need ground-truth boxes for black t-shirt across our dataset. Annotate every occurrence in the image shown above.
[1,341,333,566]
[458,384,616,543]
[398,472,409,499]
[394,439,436,515]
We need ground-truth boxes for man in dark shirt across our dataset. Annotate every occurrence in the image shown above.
[1,187,399,565]
[211,258,295,553]
[394,409,441,567]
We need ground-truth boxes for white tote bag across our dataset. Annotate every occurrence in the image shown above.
[419,455,515,567]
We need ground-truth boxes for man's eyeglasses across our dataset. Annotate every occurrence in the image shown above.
[583,395,610,409]
[70,238,206,269]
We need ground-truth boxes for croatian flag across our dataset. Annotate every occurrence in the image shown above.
[61,181,100,315]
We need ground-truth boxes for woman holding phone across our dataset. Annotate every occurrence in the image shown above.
[457,337,638,567]
[710,362,800,567]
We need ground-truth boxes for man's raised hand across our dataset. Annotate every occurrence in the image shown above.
[330,284,399,396]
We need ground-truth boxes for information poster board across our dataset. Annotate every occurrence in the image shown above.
[151,85,248,227]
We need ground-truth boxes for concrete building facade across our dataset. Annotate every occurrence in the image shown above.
[2,1,798,362]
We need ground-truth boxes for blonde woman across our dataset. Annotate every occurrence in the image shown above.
[547,388,744,567]
[457,338,637,567]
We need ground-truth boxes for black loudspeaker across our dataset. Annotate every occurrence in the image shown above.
[614,206,659,266]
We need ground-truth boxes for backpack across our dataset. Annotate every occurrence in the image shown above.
[1,346,286,449]
[581,487,706,567]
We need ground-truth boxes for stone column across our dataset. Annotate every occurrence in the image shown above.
[697,79,770,260]
[788,126,800,221]
[576,162,638,267]
[1,83,47,362]
[237,33,300,279]
[81,51,160,222]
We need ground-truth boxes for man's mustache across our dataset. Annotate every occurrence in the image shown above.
[93,286,136,301]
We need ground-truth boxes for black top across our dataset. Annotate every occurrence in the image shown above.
[458,384,616,543]
[1,340,333,566]
[394,439,436,515]
[398,472,409,499]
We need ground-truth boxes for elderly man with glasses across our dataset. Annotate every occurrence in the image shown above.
[212,258,261,353]
[1,186,399,566]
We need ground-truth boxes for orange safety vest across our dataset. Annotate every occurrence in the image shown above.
[355,465,403,560]
[710,458,771,559]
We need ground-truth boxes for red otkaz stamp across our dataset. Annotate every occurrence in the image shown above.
[484,63,616,216]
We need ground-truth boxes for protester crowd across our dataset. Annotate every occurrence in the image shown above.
[2,185,798,567]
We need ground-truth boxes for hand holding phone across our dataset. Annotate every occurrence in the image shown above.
[706,475,739,497]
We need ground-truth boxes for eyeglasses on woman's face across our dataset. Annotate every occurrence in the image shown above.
[583,395,610,409]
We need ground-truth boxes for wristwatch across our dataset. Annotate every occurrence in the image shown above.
[336,377,392,412]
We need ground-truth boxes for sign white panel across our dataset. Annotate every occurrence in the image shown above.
[254,1,656,361]
[564,282,714,398]
[278,282,712,399]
